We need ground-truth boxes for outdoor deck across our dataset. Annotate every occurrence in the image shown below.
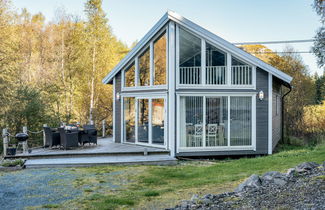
[10,137,169,159]
[5,138,176,167]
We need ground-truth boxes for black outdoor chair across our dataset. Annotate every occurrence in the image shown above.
[58,127,79,149]
[43,127,60,148]
[81,124,97,145]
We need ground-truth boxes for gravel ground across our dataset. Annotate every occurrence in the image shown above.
[0,168,124,210]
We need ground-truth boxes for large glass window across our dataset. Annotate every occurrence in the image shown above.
[180,96,203,147]
[152,99,165,145]
[123,97,135,143]
[138,99,149,143]
[205,97,228,146]
[179,28,201,84]
[154,32,167,85]
[139,48,150,86]
[179,95,252,148]
[124,63,135,87]
[230,96,252,146]
[206,43,227,85]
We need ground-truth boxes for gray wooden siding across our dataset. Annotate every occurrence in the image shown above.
[255,67,269,154]
[175,67,269,156]
[114,72,122,143]
[272,78,282,149]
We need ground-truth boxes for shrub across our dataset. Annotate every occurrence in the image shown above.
[1,159,24,167]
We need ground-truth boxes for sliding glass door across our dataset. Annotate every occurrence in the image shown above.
[138,99,149,143]
[230,97,252,146]
[206,97,228,147]
[179,96,203,147]
[123,96,166,147]
[179,94,254,149]
[152,99,165,145]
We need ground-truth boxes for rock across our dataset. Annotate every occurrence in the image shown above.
[286,168,296,177]
[203,194,213,200]
[180,201,189,209]
[190,194,199,203]
[235,174,262,192]
[169,161,325,210]
[262,171,286,180]
[262,171,288,186]
[202,198,212,206]
[273,178,287,186]
[295,162,319,172]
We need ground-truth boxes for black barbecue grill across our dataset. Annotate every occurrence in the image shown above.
[15,133,29,142]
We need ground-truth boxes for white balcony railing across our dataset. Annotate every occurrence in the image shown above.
[206,66,226,85]
[179,65,252,85]
[180,67,201,84]
[231,65,252,85]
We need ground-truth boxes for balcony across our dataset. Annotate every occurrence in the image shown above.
[179,65,252,86]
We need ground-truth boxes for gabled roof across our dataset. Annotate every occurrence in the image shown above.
[102,11,293,84]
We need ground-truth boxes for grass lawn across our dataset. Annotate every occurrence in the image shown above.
[62,144,325,209]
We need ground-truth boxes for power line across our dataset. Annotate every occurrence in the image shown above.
[233,39,315,45]
[247,51,313,54]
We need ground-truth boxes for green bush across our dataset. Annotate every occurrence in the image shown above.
[1,159,24,167]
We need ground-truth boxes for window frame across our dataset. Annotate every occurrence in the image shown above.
[176,24,256,90]
[176,92,256,152]
[121,92,168,149]
[122,27,168,91]
[122,62,136,88]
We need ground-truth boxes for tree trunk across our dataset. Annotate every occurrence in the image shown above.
[89,42,96,125]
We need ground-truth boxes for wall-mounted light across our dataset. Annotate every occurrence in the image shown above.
[258,90,264,101]
[116,92,120,101]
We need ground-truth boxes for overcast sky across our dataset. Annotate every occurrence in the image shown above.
[12,0,323,75]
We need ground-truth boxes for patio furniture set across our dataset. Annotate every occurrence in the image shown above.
[43,125,98,150]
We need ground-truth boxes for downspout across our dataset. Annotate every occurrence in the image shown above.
[281,84,292,143]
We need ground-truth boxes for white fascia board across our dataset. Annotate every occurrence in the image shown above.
[102,12,170,84]
[167,11,293,84]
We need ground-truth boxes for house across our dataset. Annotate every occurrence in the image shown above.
[102,11,292,157]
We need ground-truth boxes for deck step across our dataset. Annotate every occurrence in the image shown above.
[24,155,177,168]
[10,150,170,160]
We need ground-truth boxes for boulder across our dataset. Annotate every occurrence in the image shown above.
[235,174,262,192]
[180,200,189,209]
[295,162,319,172]
[190,194,199,203]
[202,198,212,206]
[261,171,288,186]
[286,168,296,177]
[203,194,213,200]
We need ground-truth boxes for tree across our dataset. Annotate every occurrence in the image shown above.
[313,0,325,23]
[241,45,316,139]
[314,71,325,104]
[83,0,127,125]
[0,0,128,154]
[0,0,21,127]
[312,0,325,68]
[269,48,315,137]
[312,27,325,68]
